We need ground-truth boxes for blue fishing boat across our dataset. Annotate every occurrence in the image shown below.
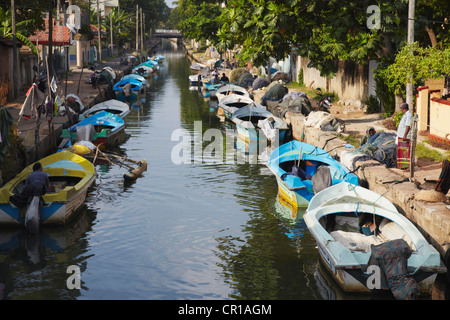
[153,55,165,63]
[61,111,126,149]
[267,140,359,208]
[133,65,154,77]
[142,60,159,69]
[201,80,223,99]
[122,73,149,88]
[113,78,145,103]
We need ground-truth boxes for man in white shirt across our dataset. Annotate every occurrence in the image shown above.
[396,103,412,169]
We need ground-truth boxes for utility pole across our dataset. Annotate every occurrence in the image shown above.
[97,0,101,61]
[405,0,415,108]
[136,5,139,52]
[110,10,113,56]
[47,0,55,150]
[406,0,416,179]
[11,0,18,98]
[140,7,144,53]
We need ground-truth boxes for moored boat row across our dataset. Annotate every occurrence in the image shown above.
[0,53,162,230]
[186,63,447,298]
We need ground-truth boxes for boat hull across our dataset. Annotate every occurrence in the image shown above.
[275,176,310,208]
[63,125,126,149]
[315,238,439,294]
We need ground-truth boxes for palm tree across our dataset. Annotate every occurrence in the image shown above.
[100,8,135,48]
[0,8,38,55]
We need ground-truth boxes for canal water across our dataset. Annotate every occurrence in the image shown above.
[1,46,372,300]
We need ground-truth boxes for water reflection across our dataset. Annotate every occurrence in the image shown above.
[0,206,95,299]
[0,43,377,300]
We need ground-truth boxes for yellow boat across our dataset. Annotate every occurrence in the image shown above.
[0,151,96,226]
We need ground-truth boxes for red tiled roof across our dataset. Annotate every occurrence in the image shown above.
[28,18,71,46]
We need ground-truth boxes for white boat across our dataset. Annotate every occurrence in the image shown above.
[83,99,130,118]
[189,74,201,87]
[304,181,446,296]
[231,104,289,144]
[217,94,255,119]
[216,84,250,102]
[190,62,206,74]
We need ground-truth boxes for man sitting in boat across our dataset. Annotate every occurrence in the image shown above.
[24,163,51,196]
[10,162,52,208]
[220,73,229,83]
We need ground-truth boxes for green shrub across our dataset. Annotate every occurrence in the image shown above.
[363,94,381,114]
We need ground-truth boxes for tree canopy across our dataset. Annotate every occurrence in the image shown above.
[170,0,449,78]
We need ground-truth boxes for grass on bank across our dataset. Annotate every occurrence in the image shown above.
[287,82,338,103]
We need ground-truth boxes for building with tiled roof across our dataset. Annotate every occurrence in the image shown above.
[28,18,71,46]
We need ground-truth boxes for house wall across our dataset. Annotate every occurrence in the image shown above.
[298,56,371,107]
[429,98,450,140]
[75,40,90,67]
[416,86,429,132]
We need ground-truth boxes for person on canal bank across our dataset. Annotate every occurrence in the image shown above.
[360,127,376,146]
[396,103,412,169]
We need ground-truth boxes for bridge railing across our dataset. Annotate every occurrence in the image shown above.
[154,29,181,34]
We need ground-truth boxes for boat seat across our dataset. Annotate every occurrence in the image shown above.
[330,230,383,252]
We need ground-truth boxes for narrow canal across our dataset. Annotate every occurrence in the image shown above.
[1,45,375,300]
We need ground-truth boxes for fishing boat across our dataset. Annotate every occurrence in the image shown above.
[122,73,149,88]
[0,151,96,226]
[113,78,146,103]
[267,140,359,208]
[61,111,126,149]
[83,99,130,119]
[231,104,289,144]
[153,55,165,63]
[216,84,251,102]
[141,60,159,71]
[217,94,257,119]
[304,181,447,296]
[189,74,201,87]
[201,80,223,99]
[190,62,206,74]
[133,65,154,78]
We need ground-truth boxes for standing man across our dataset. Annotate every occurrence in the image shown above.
[396,103,412,169]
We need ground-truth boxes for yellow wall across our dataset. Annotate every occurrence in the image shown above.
[416,87,429,132]
[429,98,450,140]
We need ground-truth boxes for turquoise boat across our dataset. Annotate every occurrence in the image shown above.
[62,111,126,149]
[113,78,145,103]
[267,140,359,208]
[133,65,154,77]
[122,74,149,88]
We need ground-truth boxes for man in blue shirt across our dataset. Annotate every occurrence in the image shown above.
[23,162,50,196]
[10,162,51,208]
